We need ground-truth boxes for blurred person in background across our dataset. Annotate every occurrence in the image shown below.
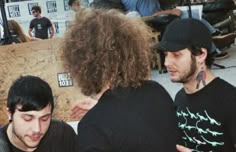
[8,20,30,43]
[28,6,55,39]
[68,0,81,11]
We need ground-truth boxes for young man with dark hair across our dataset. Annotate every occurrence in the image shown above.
[68,0,81,11]
[158,18,236,152]
[0,75,78,152]
[28,6,55,39]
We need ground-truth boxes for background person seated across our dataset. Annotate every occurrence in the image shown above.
[121,0,235,60]
[90,0,236,60]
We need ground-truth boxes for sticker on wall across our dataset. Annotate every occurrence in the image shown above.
[46,1,57,13]
[8,5,21,18]
[57,72,73,87]
[53,22,59,33]
[28,2,39,15]
[64,0,72,11]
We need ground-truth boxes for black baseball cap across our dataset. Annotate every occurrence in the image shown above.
[157,18,212,52]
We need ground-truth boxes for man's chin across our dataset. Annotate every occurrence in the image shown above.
[24,138,41,149]
[24,143,39,150]
[170,77,181,83]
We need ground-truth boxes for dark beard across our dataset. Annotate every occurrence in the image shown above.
[177,55,197,83]
[12,122,37,150]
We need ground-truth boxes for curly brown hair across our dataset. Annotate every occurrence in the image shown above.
[62,9,154,96]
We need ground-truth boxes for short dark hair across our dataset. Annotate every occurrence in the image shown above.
[68,0,76,6]
[188,46,214,68]
[31,5,41,14]
[7,75,54,114]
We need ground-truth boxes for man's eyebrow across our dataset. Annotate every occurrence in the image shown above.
[20,113,51,118]
[40,113,52,118]
[21,114,33,117]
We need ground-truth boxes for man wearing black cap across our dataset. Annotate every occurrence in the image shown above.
[158,18,236,152]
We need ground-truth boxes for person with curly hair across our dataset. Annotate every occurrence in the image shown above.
[62,9,180,151]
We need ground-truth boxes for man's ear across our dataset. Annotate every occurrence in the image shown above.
[196,48,207,63]
[6,108,12,122]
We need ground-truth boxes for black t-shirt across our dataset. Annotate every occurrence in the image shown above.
[0,120,78,152]
[77,80,180,152]
[175,77,236,151]
[29,17,52,39]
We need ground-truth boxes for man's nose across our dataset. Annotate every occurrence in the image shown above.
[164,53,171,67]
[32,120,41,133]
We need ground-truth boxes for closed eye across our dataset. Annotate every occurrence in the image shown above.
[22,115,33,121]
[41,114,51,121]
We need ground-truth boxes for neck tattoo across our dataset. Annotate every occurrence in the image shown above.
[196,67,206,89]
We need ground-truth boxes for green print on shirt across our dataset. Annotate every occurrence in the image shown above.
[183,131,196,144]
[177,108,224,151]
[187,108,198,119]
[204,110,221,126]
[206,128,223,136]
[201,136,224,147]
[178,117,187,129]
[185,125,196,131]
[196,120,207,134]
[196,113,208,121]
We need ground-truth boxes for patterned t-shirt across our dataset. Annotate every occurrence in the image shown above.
[175,78,236,152]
